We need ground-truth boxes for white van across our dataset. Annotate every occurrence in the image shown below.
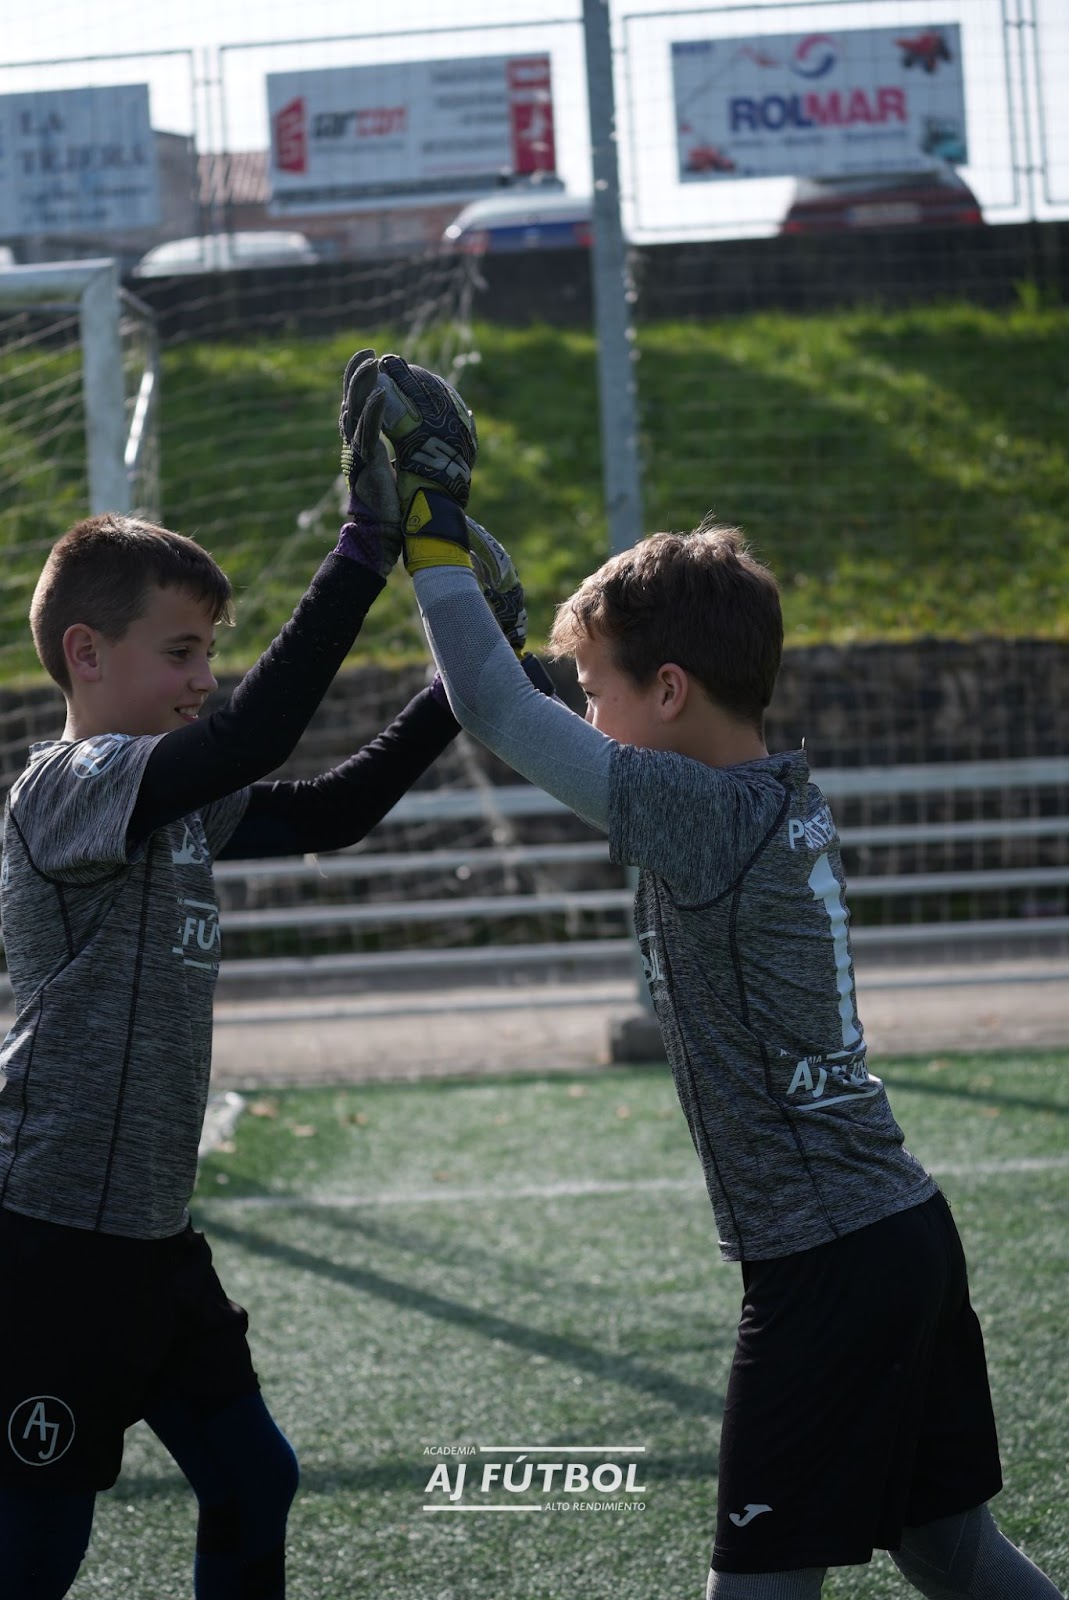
[132,231,318,277]
[442,191,592,255]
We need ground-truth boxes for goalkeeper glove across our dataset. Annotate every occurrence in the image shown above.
[338,348,403,579]
[466,515,557,697]
[376,353,478,572]
[465,516,528,655]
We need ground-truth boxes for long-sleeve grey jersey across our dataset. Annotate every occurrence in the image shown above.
[0,735,248,1238]
[415,566,936,1260]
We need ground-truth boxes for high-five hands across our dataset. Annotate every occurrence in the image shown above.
[338,348,403,579]
[376,354,477,570]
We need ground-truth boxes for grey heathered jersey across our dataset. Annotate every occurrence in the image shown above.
[611,743,936,1259]
[0,734,249,1239]
[414,565,937,1262]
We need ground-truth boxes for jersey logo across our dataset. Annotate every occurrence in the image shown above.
[71,734,131,780]
[729,1503,772,1527]
[174,897,221,969]
[786,1050,880,1109]
[7,1396,76,1465]
[787,802,836,851]
[637,929,664,987]
[172,821,208,866]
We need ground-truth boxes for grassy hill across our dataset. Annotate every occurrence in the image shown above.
[1,299,1066,680]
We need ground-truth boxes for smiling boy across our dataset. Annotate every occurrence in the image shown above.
[60,582,224,737]
[0,355,465,1599]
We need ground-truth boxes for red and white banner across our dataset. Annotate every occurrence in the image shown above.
[267,54,556,215]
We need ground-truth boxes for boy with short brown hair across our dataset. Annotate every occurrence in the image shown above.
[0,353,466,1599]
[548,522,782,733]
[373,350,1065,1600]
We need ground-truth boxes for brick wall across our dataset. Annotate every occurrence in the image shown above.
[3,638,1066,800]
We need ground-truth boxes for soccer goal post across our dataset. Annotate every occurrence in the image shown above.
[0,258,160,679]
[0,257,159,520]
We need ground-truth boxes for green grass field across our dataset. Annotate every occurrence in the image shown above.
[3,300,1068,680]
[70,1050,1069,1599]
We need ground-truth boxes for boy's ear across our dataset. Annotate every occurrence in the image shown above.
[655,663,690,722]
[63,624,103,684]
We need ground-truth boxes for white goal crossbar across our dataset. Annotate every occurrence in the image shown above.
[0,258,156,516]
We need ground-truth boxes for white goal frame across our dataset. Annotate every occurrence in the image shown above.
[0,258,157,516]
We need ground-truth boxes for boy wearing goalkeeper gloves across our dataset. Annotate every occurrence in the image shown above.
[371,349,1066,1600]
[0,351,489,1600]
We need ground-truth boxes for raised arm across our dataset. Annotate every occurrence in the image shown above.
[413,563,612,832]
[128,351,403,848]
[217,679,458,858]
[368,350,613,831]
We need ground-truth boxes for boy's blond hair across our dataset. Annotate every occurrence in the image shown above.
[549,524,782,732]
[30,514,233,691]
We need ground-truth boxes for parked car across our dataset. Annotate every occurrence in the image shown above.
[132,231,318,277]
[780,168,983,235]
[442,190,592,255]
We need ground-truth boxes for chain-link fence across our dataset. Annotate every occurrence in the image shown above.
[0,1,1066,979]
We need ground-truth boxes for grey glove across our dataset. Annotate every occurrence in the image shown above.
[465,516,528,655]
[377,353,478,568]
[338,348,403,578]
[465,516,556,696]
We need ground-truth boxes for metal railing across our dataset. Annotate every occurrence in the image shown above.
[205,756,1069,989]
[2,757,1066,1006]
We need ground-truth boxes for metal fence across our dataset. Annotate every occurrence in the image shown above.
[2,4,1066,263]
[1,1,1067,994]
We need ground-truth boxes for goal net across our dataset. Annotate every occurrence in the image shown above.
[0,249,628,993]
[0,260,160,685]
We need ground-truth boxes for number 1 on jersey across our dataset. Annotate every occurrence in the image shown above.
[807,851,861,1052]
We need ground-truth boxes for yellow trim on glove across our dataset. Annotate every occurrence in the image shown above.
[405,536,473,574]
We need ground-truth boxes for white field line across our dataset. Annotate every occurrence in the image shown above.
[202,1156,1069,1212]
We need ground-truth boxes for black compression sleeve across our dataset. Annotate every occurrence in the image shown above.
[127,552,385,850]
[218,685,460,858]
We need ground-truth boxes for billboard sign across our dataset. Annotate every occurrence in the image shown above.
[0,84,159,236]
[267,54,556,215]
[672,25,966,182]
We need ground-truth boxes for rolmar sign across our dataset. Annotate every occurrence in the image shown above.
[729,85,908,133]
[672,24,966,181]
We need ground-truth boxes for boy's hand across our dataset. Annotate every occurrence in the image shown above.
[339,349,403,578]
[376,354,478,571]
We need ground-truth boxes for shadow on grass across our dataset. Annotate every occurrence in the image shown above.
[848,308,1069,459]
[206,1213,726,1422]
[635,310,1069,638]
[310,1205,649,1304]
[883,1073,1069,1119]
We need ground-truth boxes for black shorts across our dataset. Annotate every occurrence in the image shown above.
[0,1209,259,1492]
[711,1191,1003,1574]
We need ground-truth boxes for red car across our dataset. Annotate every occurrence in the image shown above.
[780,168,982,234]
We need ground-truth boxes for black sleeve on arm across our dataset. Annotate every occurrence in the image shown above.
[127,552,385,851]
[217,685,461,859]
